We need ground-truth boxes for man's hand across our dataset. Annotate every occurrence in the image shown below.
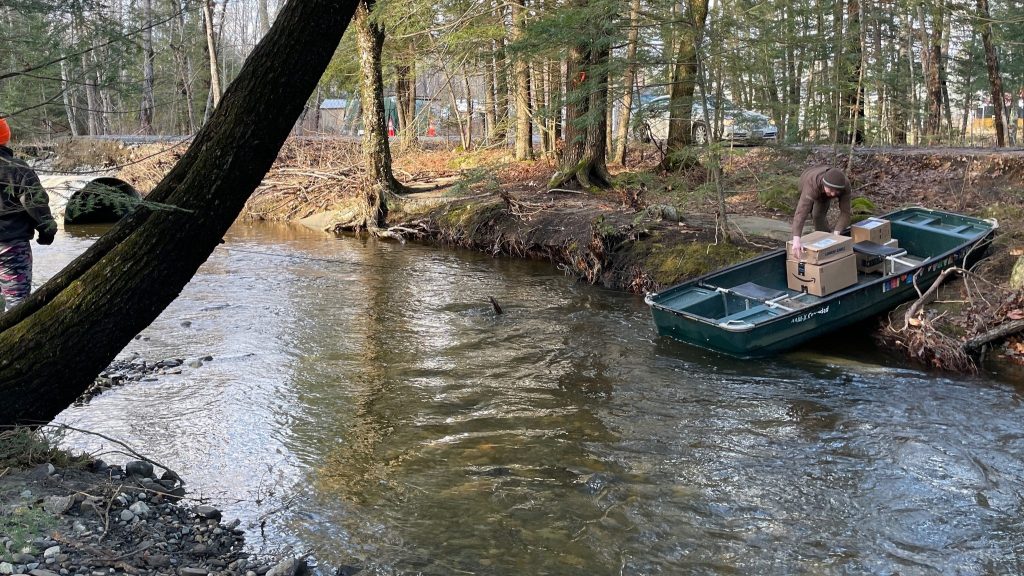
[790,235,803,259]
[36,220,57,245]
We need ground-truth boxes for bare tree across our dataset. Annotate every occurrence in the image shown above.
[204,0,223,109]
[611,0,641,165]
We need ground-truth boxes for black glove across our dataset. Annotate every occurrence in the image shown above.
[36,220,57,245]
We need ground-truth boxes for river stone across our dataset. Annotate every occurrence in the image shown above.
[119,509,136,522]
[195,505,221,520]
[144,555,171,568]
[42,496,73,515]
[266,558,307,576]
[11,554,34,565]
[125,460,154,478]
[29,569,60,576]
[41,547,59,560]
[179,568,209,576]
[27,464,55,480]
[0,562,12,575]
[129,502,150,517]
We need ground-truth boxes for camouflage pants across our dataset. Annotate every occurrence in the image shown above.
[0,240,32,313]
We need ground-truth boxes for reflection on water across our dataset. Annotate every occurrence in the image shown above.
[44,222,1024,575]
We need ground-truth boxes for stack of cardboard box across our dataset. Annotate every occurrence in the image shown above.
[850,218,897,273]
[785,231,857,296]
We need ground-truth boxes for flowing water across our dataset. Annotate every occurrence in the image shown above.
[34,223,1024,575]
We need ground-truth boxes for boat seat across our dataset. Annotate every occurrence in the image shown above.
[853,241,912,274]
[728,282,787,301]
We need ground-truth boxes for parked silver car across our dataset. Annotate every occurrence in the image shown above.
[635,95,778,145]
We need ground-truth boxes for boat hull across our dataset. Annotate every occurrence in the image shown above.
[646,208,996,358]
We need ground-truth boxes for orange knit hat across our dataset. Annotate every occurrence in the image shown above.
[0,118,9,146]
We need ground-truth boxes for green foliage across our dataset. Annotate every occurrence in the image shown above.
[851,196,877,219]
[0,506,57,562]
[757,178,799,212]
[448,166,501,197]
[0,426,85,469]
[647,237,757,285]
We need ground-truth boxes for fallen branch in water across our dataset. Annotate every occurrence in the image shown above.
[963,318,1024,353]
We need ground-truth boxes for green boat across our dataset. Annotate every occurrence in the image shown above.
[644,207,998,358]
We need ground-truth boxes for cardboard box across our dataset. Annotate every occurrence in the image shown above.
[786,254,858,296]
[856,239,900,273]
[786,231,853,265]
[851,218,892,244]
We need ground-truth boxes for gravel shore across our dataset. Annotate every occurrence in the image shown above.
[0,458,305,576]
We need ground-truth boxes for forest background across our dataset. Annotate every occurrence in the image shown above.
[4,0,1023,160]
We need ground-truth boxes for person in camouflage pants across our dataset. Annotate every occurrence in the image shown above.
[0,116,56,313]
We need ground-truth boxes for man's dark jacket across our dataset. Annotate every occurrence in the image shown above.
[0,145,54,243]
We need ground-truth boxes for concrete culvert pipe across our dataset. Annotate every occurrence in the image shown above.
[64,177,141,225]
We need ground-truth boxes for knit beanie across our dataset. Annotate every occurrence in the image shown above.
[0,118,9,147]
[822,167,849,191]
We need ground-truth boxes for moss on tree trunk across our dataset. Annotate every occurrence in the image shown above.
[0,0,359,427]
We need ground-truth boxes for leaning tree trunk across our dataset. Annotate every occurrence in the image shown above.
[354,0,405,230]
[0,0,360,427]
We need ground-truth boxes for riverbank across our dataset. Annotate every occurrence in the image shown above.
[64,137,1024,368]
[0,429,308,576]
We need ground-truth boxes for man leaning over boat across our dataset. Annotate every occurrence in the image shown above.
[790,166,851,259]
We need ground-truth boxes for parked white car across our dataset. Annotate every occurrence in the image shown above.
[635,95,778,145]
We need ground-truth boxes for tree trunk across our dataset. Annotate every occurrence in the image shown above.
[510,0,532,160]
[204,0,223,110]
[612,0,641,165]
[463,70,474,148]
[494,5,510,144]
[662,0,708,170]
[141,0,156,134]
[977,0,1005,146]
[258,0,271,35]
[81,53,101,136]
[784,3,802,143]
[550,57,562,142]
[173,2,198,133]
[536,63,552,157]
[549,35,612,189]
[923,2,944,139]
[484,50,497,142]
[837,0,864,145]
[0,0,359,427]
[396,60,416,149]
[890,16,910,144]
[354,0,404,229]
[60,57,80,137]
